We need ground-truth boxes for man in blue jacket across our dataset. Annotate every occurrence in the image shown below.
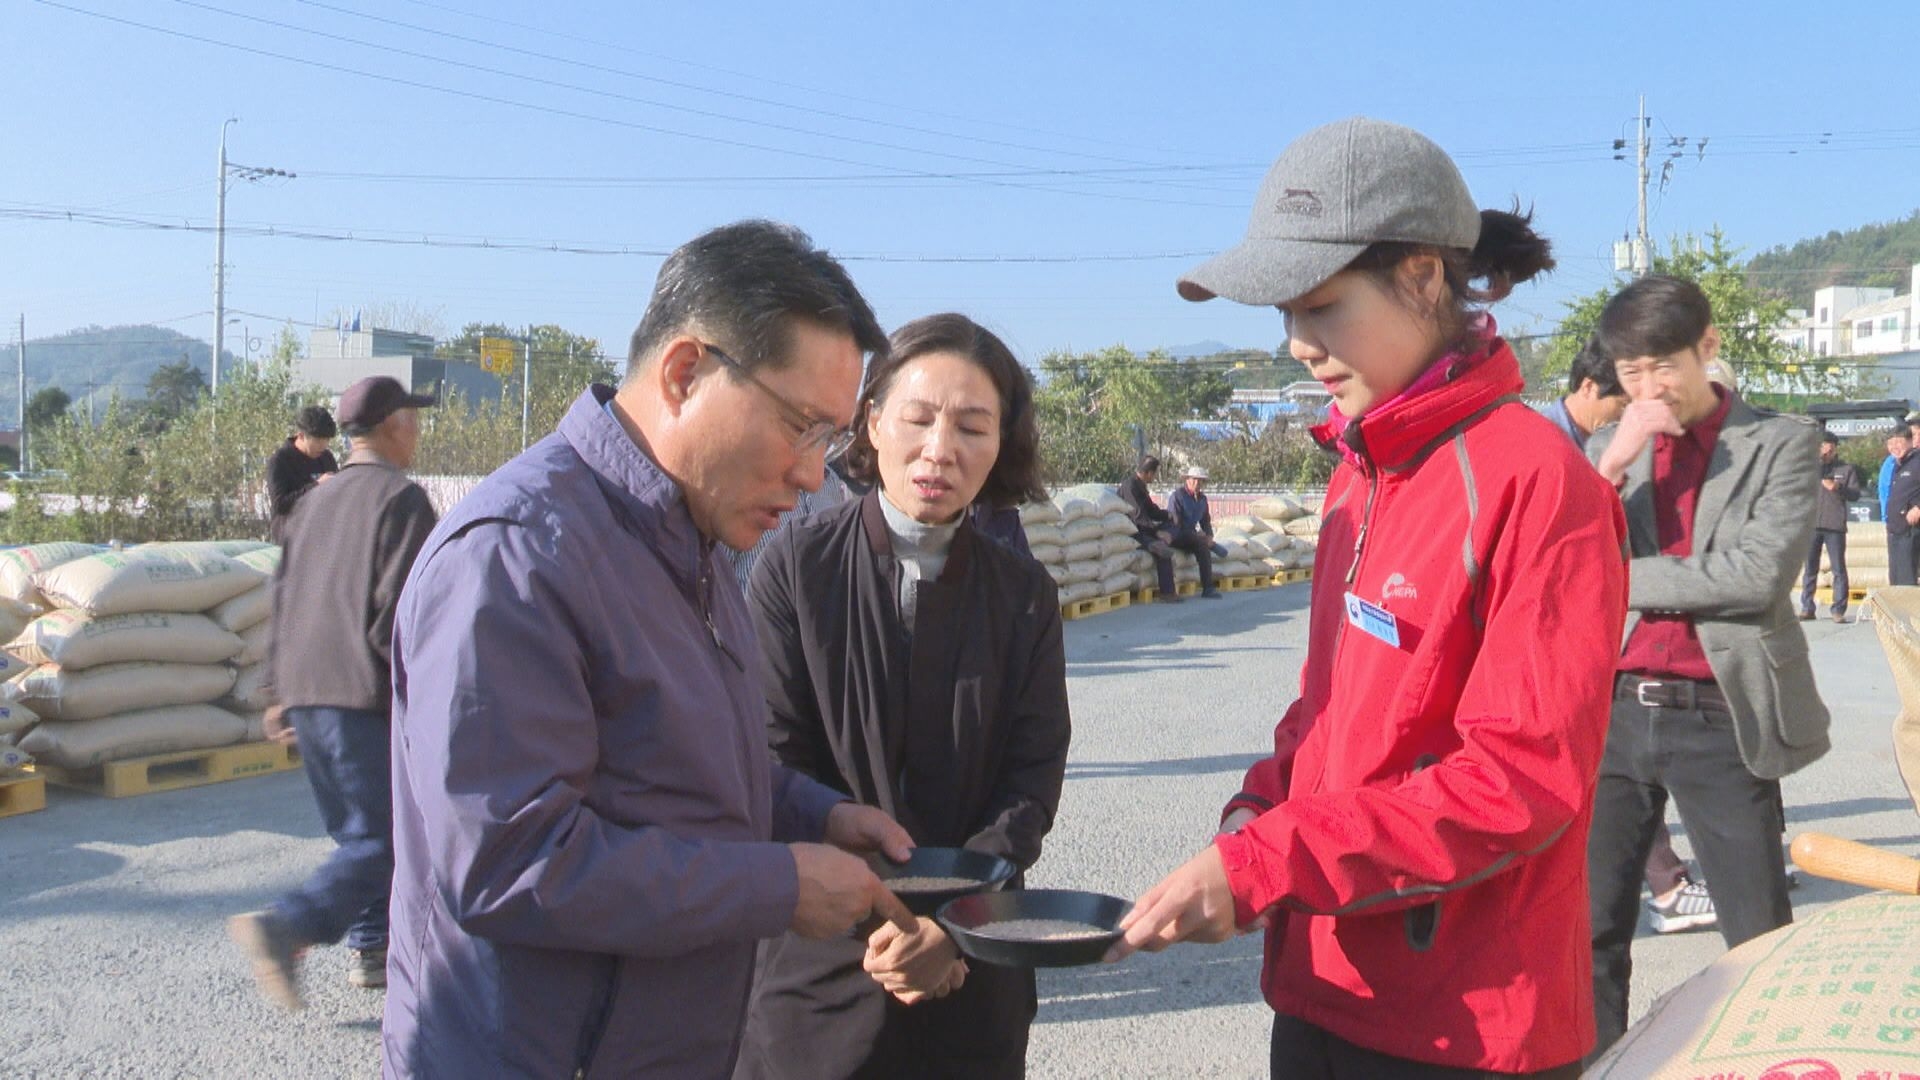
[1168,465,1222,599]
[381,221,917,1078]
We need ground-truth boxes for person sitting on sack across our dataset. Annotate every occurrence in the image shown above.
[1167,465,1223,599]
[1119,454,1180,602]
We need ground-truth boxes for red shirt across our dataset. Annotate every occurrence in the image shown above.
[1619,386,1733,681]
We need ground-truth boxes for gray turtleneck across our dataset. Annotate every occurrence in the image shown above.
[879,491,961,628]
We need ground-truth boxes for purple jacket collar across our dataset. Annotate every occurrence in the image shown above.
[563,383,709,591]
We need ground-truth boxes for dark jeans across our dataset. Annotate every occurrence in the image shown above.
[1134,529,1176,595]
[1270,1013,1580,1079]
[1169,531,1215,591]
[1587,680,1791,1061]
[271,706,394,952]
[1800,527,1849,614]
[1892,530,1918,587]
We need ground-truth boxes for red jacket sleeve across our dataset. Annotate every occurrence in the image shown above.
[1215,465,1627,923]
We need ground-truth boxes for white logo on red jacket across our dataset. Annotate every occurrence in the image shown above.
[1381,573,1419,604]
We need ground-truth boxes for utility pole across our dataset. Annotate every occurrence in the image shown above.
[521,339,532,452]
[16,314,25,473]
[1635,94,1651,277]
[215,117,235,398]
[212,119,293,400]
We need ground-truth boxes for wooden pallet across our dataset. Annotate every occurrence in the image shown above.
[1278,568,1313,585]
[0,774,46,819]
[1175,581,1201,598]
[1133,586,1157,605]
[1221,574,1266,592]
[1061,591,1130,621]
[36,741,302,799]
[1814,586,1871,609]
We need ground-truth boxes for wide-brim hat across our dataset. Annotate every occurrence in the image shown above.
[1183,466,1210,480]
[1178,117,1480,307]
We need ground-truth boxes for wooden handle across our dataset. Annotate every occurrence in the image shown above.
[1790,832,1920,894]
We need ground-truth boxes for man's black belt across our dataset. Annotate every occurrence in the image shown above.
[1616,673,1728,712]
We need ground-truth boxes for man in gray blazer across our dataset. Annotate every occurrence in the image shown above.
[1584,275,1831,1060]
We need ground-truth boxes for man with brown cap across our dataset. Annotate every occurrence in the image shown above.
[229,374,439,1008]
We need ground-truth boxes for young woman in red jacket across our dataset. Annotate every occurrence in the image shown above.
[1109,118,1630,1077]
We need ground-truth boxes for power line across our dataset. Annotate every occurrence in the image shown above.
[0,202,1218,263]
[34,0,1237,211]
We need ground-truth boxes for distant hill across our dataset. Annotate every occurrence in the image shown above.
[1747,210,1920,301]
[0,325,227,425]
[1164,340,1239,360]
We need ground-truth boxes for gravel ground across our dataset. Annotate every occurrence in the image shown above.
[1,585,1909,1078]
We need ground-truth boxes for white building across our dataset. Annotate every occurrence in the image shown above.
[301,327,503,404]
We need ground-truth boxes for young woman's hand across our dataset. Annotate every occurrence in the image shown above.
[1105,845,1238,962]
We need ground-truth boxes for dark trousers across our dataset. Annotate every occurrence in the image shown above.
[1169,531,1215,591]
[1134,528,1176,595]
[1270,1014,1580,1079]
[1800,527,1849,614]
[1587,681,1791,1061]
[271,706,394,952]
[1892,530,1918,587]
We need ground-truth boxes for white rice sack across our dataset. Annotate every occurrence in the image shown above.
[147,540,273,557]
[1099,571,1136,596]
[0,647,28,684]
[1059,580,1102,604]
[1241,535,1276,558]
[1052,495,1097,524]
[1128,550,1153,572]
[227,663,272,710]
[237,710,269,743]
[1060,562,1102,586]
[18,704,249,769]
[1250,496,1309,522]
[0,597,39,645]
[1262,556,1292,573]
[1022,522,1065,549]
[1061,517,1107,546]
[1096,552,1135,579]
[209,582,272,633]
[1098,533,1137,558]
[1218,537,1251,558]
[1175,562,1201,584]
[1018,501,1062,527]
[1134,571,1156,592]
[1044,562,1071,585]
[0,698,38,737]
[0,744,30,775]
[0,543,102,605]
[1100,510,1135,537]
[1062,540,1104,564]
[233,546,282,575]
[1058,484,1128,516]
[236,620,271,667]
[34,548,266,616]
[1218,514,1273,536]
[6,611,244,669]
[1283,515,1322,538]
[1026,543,1064,567]
[10,661,238,722]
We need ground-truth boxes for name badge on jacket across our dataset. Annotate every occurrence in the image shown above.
[1345,592,1401,649]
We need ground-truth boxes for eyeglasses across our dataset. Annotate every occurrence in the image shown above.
[703,343,857,460]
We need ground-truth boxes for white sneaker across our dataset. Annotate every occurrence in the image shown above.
[1647,880,1717,934]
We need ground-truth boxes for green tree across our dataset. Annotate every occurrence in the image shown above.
[25,385,71,432]
[143,359,207,431]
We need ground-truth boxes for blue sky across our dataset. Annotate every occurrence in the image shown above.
[6,0,1920,371]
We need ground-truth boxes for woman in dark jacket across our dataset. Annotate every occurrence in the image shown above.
[735,314,1070,1080]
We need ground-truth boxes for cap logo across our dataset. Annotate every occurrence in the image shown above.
[1275,189,1324,218]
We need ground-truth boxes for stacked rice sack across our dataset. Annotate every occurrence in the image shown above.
[1022,484,1151,608]
[3,542,275,770]
[0,544,105,771]
[1815,520,1889,592]
[1248,495,1321,579]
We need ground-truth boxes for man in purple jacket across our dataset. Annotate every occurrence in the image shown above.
[383,221,917,1078]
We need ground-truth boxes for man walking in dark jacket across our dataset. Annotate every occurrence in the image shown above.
[1801,431,1863,621]
[265,405,338,544]
[229,376,439,1008]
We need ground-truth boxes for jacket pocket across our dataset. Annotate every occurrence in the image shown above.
[1759,626,1826,750]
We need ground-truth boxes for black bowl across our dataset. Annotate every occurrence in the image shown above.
[871,847,1017,917]
[936,889,1130,968]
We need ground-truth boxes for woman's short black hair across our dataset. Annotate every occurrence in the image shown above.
[840,313,1048,509]
[295,405,337,440]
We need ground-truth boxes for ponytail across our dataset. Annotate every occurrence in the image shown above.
[1466,204,1555,304]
